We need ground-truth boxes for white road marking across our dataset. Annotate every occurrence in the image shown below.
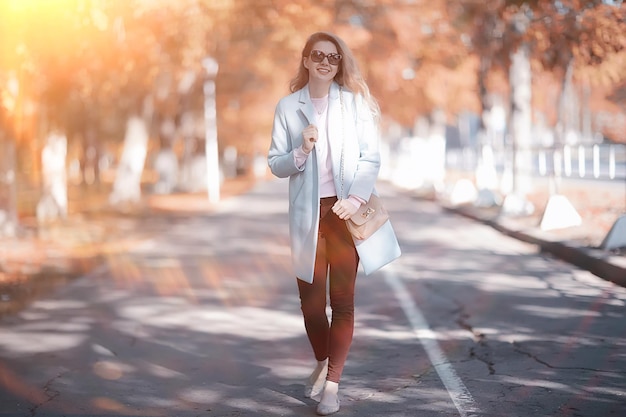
[385,268,480,417]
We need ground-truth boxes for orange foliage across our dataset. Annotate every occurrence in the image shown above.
[0,0,624,156]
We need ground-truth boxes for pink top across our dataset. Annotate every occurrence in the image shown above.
[294,95,362,209]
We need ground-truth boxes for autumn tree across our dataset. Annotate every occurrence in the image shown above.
[444,0,624,210]
[1,0,624,222]
[528,1,626,143]
[452,0,625,143]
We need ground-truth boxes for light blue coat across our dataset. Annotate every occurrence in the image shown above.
[268,82,400,283]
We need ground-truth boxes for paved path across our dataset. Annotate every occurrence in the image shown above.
[1,179,625,416]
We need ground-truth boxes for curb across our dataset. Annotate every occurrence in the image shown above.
[442,205,626,288]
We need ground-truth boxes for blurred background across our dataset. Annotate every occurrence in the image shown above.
[0,0,624,234]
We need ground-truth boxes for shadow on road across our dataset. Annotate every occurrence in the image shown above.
[0,179,624,416]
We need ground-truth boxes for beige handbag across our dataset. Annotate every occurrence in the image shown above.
[345,194,389,240]
[339,88,390,240]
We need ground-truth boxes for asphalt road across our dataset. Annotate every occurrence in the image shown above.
[0,178,625,417]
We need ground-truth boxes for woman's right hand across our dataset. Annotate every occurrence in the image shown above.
[302,124,317,154]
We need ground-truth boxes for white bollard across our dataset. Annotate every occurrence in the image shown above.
[540,194,582,231]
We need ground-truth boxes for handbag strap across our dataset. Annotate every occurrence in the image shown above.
[339,86,345,200]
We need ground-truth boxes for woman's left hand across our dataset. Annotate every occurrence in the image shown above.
[332,199,359,220]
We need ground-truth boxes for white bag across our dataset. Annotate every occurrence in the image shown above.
[354,219,401,275]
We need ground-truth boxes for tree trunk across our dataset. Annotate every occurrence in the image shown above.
[36,131,68,223]
[108,116,149,207]
[559,60,578,144]
[552,59,575,194]
[502,44,534,216]
[203,57,221,203]
[509,44,533,198]
[0,135,18,236]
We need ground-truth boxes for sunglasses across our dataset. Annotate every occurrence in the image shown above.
[309,50,342,66]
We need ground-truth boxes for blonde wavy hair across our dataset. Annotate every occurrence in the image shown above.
[289,31,380,119]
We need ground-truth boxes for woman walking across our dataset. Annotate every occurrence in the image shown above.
[268,31,399,415]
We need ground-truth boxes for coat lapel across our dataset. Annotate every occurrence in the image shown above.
[297,87,317,126]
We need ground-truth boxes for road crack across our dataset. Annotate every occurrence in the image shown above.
[512,342,618,373]
[455,306,496,375]
[29,370,68,417]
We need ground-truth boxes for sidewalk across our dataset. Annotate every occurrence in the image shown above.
[434,175,626,287]
[442,204,626,287]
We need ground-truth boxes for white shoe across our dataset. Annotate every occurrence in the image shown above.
[304,361,328,400]
[305,382,324,402]
[316,397,340,415]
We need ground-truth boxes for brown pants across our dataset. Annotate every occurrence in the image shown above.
[297,196,359,383]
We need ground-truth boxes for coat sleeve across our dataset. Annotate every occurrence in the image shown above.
[268,99,305,179]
